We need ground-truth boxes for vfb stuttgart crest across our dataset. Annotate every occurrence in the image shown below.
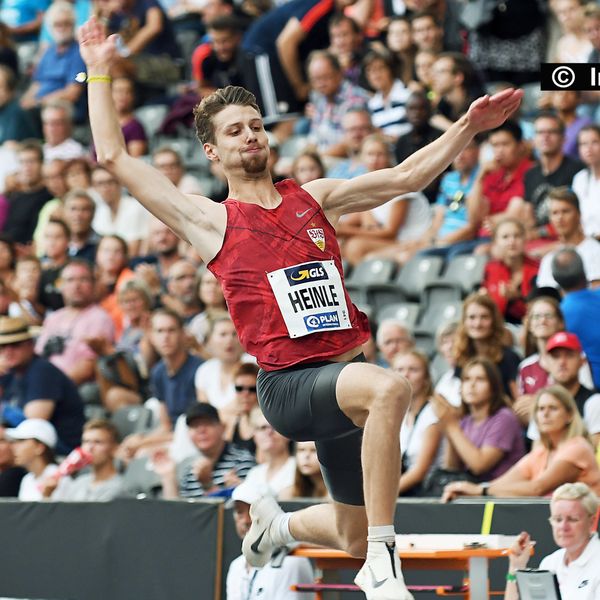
[307,228,325,251]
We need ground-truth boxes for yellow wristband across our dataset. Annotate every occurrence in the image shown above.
[75,72,112,84]
[87,75,112,84]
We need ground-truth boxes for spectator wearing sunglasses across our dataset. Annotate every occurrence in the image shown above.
[221,363,261,455]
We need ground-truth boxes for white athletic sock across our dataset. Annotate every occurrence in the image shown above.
[367,525,396,544]
[271,512,296,546]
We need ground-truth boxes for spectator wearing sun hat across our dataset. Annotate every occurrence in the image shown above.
[5,418,69,500]
[0,316,84,455]
[226,481,314,600]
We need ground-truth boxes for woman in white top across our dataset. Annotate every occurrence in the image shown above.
[242,413,296,499]
[505,482,600,600]
[572,125,600,240]
[195,315,248,410]
[337,134,431,265]
[393,350,442,497]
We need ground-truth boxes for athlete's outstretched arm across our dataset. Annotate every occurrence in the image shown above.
[305,88,523,220]
[79,17,226,262]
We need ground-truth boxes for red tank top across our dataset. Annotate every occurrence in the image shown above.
[208,179,370,370]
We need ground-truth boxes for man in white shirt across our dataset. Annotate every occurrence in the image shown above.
[536,186,600,288]
[91,165,150,256]
[41,101,85,163]
[226,481,314,600]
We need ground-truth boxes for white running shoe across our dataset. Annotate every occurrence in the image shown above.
[242,495,284,568]
[354,543,414,600]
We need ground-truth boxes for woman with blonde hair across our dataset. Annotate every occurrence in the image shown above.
[453,293,520,399]
[393,350,442,496]
[442,385,600,501]
[505,481,600,599]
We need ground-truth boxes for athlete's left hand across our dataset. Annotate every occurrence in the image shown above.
[466,88,524,133]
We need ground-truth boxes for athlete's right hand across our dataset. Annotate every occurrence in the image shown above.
[78,16,119,70]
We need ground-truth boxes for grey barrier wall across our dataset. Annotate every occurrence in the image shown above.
[0,498,591,600]
[0,499,222,600]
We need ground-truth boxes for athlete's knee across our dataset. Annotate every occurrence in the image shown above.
[370,372,411,416]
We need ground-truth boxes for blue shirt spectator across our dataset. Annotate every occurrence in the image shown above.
[0,0,49,42]
[150,353,204,424]
[0,346,84,454]
[435,167,478,239]
[561,289,600,388]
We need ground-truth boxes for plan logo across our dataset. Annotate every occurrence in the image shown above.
[304,311,340,331]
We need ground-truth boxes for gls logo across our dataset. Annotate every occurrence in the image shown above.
[284,262,328,286]
[304,311,340,331]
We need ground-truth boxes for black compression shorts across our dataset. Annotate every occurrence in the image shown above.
[257,354,365,506]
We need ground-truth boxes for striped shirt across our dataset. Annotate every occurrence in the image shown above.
[179,443,256,498]
[367,80,411,139]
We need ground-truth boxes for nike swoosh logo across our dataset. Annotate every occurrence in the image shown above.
[369,565,387,589]
[296,209,311,218]
[250,530,266,554]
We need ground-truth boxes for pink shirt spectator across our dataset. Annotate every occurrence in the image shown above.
[35,305,115,380]
[516,437,600,496]
[460,406,525,480]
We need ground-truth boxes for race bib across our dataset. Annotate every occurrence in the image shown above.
[267,260,352,338]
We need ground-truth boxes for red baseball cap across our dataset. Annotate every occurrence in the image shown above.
[546,331,582,353]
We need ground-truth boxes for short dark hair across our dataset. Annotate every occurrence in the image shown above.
[489,120,523,142]
[18,139,44,162]
[551,247,588,291]
[234,362,259,379]
[151,307,184,330]
[60,258,95,280]
[436,52,477,88]
[329,12,360,33]
[206,14,244,33]
[548,186,580,213]
[534,111,565,135]
[362,49,394,73]
[47,217,71,238]
[411,10,439,26]
[194,86,260,145]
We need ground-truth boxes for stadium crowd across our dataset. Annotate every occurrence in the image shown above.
[1,0,600,596]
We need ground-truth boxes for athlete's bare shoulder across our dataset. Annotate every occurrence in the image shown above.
[179,192,228,263]
[302,177,343,207]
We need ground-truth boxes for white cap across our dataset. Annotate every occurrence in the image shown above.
[5,419,58,449]
[231,481,261,505]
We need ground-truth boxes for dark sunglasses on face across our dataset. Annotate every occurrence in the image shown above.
[235,385,257,393]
